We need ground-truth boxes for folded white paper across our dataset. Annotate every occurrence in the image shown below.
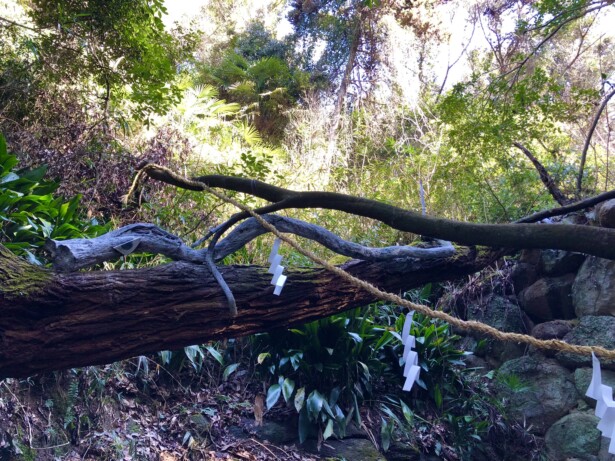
[403,351,418,376]
[586,353,615,454]
[402,311,414,339]
[403,365,421,391]
[268,254,283,274]
[268,238,287,295]
[273,275,287,296]
[268,238,281,263]
[271,265,285,284]
[400,311,420,392]
[587,352,603,400]
[403,336,416,358]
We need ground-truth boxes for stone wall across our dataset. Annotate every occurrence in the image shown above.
[462,206,615,460]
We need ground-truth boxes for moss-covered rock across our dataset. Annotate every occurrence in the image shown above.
[495,355,578,434]
[557,316,615,370]
[573,257,615,317]
[545,412,601,460]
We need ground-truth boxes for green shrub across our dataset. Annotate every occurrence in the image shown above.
[0,133,108,262]
[253,306,393,443]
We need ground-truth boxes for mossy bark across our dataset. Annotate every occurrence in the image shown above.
[0,245,52,299]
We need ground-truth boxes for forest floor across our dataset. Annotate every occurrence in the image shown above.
[0,353,362,461]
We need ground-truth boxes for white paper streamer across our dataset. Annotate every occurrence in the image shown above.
[587,352,603,401]
[268,238,287,295]
[400,311,420,392]
[268,238,281,263]
[586,353,615,454]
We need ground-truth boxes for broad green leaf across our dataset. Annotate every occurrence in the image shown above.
[433,384,443,409]
[223,363,239,381]
[184,345,202,370]
[204,345,224,365]
[23,249,42,266]
[306,390,324,421]
[400,399,413,424]
[347,332,363,343]
[380,418,393,452]
[329,387,341,407]
[20,165,47,183]
[257,352,270,364]
[0,172,19,184]
[282,378,295,403]
[323,418,334,440]
[298,407,310,444]
[294,386,305,412]
[159,350,172,365]
[266,384,281,410]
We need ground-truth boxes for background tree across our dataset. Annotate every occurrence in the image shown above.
[27,0,198,121]
[197,22,312,141]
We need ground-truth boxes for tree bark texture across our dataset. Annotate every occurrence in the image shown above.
[0,244,493,379]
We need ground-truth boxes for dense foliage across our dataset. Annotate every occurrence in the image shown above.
[0,134,107,261]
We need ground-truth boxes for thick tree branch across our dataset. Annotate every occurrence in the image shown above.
[0,244,493,379]
[513,141,570,206]
[143,164,615,259]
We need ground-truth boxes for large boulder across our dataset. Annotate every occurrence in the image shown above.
[520,249,541,266]
[511,262,538,296]
[467,295,527,333]
[556,316,615,370]
[495,356,578,434]
[573,257,615,317]
[599,437,615,461]
[531,320,573,340]
[596,199,615,228]
[544,412,601,460]
[467,295,528,364]
[519,274,575,321]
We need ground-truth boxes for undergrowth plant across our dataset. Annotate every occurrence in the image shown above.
[251,281,522,459]
[252,306,393,443]
[0,133,108,261]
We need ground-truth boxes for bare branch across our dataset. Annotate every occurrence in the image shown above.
[517,188,615,223]
[45,217,455,272]
[577,86,615,195]
[142,164,615,259]
[513,142,570,205]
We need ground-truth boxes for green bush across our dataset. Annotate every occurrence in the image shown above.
[253,306,393,443]
[0,133,108,262]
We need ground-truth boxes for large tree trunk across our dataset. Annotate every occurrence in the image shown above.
[0,244,494,379]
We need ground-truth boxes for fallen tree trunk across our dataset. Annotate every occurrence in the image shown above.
[0,244,494,379]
